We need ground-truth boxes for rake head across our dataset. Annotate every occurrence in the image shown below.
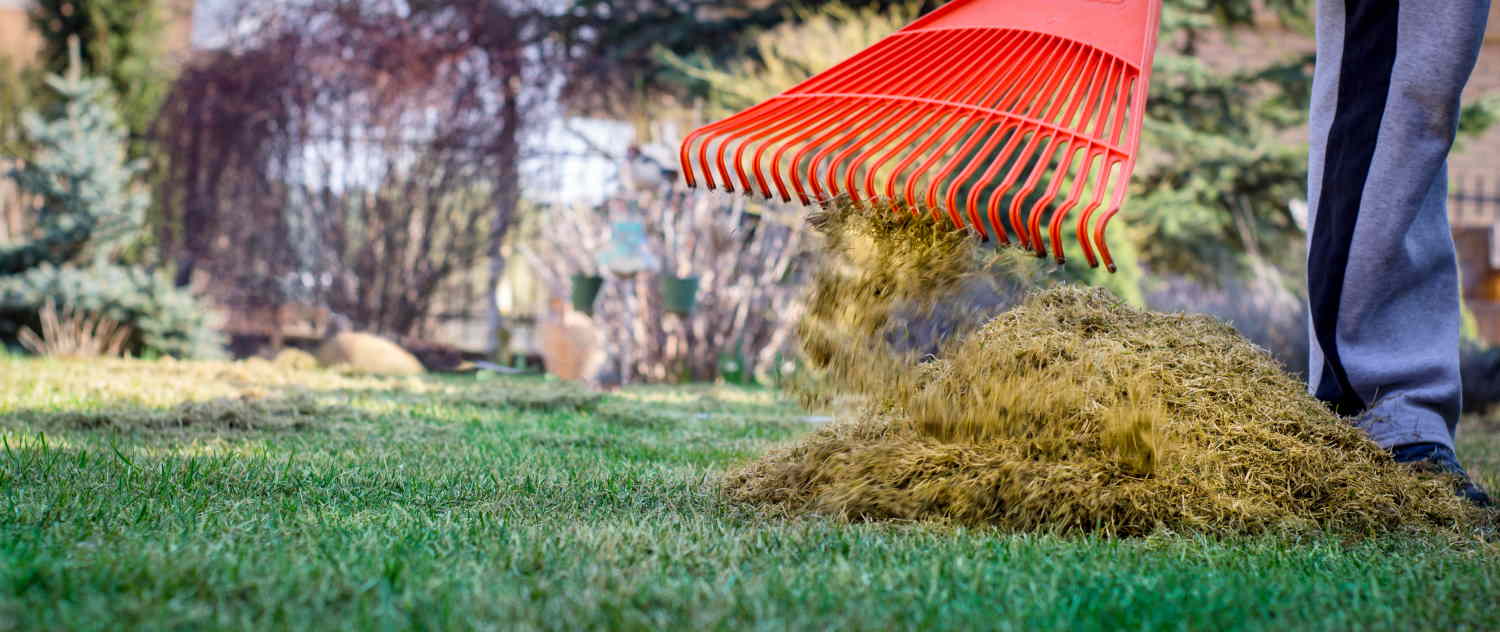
[679,0,1162,272]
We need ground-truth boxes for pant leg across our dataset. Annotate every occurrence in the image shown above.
[1306,0,1489,450]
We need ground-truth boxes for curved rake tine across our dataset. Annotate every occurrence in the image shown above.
[720,31,935,198]
[940,39,1085,241]
[1005,47,1107,250]
[864,31,1025,209]
[1075,64,1135,267]
[1027,51,1112,257]
[817,29,973,201]
[888,30,1042,220]
[778,29,988,205]
[919,34,1069,235]
[1048,59,1124,263]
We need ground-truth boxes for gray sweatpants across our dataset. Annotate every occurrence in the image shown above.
[1306,0,1489,450]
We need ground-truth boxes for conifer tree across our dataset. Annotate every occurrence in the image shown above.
[1,46,146,274]
[0,45,220,359]
[28,0,169,156]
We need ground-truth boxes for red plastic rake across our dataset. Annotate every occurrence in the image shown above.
[679,0,1162,272]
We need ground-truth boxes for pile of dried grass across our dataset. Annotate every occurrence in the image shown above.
[726,201,1484,536]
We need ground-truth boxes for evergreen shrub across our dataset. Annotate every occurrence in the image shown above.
[0,264,222,359]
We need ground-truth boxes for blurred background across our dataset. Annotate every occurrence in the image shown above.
[2,0,1499,408]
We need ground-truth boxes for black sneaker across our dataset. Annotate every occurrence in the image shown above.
[1391,442,1494,508]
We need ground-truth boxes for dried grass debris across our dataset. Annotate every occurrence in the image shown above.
[19,301,132,358]
[15,393,348,433]
[725,201,1486,536]
[439,381,604,412]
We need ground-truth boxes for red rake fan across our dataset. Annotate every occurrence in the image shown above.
[679,0,1162,272]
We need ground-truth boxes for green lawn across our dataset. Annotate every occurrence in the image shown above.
[1,356,1498,631]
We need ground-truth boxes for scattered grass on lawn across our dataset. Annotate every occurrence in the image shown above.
[1,354,1497,630]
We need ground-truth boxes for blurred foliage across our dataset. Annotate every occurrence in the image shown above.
[154,0,540,340]
[1,66,220,359]
[28,0,171,158]
[2,69,145,274]
[554,0,942,116]
[1134,0,1497,283]
[0,263,223,359]
[0,56,34,160]
[1129,2,1313,282]
[655,2,928,116]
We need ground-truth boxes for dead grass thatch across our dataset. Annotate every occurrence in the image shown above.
[19,301,132,358]
[725,200,1486,536]
[15,393,345,433]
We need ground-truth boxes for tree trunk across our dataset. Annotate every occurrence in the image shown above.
[485,19,523,358]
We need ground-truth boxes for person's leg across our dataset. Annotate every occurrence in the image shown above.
[1307,0,1488,451]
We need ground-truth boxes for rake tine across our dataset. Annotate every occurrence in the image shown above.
[758,95,907,201]
[749,29,943,199]
[857,31,1021,208]
[954,38,1086,243]
[773,29,988,204]
[694,29,926,195]
[950,122,1021,241]
[1030,141,1085,258]
[1065,69,1124,267]
[744,99,857,199]
[732,89,892,197]
[1048,58,1125,263]
[1026,50,1113,257]
[811,29,974,200]
[887,30,1042,218]
[823,27,976,202]
[855,101,932,203]
[1074,153,1116,267]
[822,102,908,201]
[804,111,863,202]
[1006,47,1107,250]
[858,31,1020,205]
[921,33,1069,232]
[1075,66,1136,266]
[808,48,962,202]
[842,33,1007,206]
[1048,151,1098,263]
[1095,72,1149,272]
[716,101,805,194]
[977,127,1041,246]
[834,28,990,205]
[788,97,893,204]
[683,103,765,190]
[836,102,922,203]
[1094,162,1132,272]
[939,39,1084,240]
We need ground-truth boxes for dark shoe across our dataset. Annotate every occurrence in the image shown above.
[1391,442,1494,508]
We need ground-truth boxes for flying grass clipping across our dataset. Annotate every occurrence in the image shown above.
[725,199,1485,536]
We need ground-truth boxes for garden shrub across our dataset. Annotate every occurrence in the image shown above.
[0,263,223,359]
